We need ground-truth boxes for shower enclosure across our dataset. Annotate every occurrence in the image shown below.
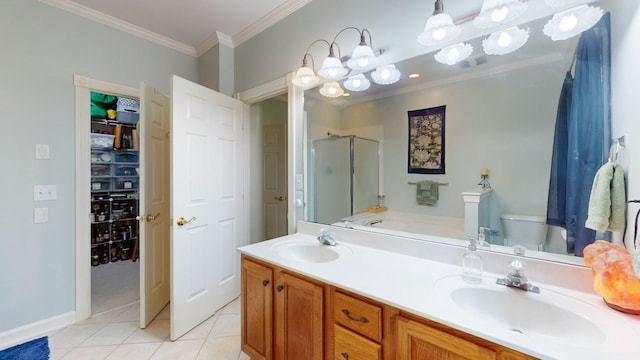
[310,136,379,224]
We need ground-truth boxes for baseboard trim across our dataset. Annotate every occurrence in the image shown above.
[0,311,75,350]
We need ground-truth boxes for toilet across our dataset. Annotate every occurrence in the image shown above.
[500,214,548,251]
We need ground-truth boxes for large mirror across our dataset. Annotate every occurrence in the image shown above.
[302,0,629,265]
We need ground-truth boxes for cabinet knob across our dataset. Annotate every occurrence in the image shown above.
[262,280,269,287]
[277,285,284,292]
[274,196,287,201]
[176,216,196,226]
[341,352,349,359]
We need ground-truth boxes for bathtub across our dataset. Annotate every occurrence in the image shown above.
[337,211,465,241]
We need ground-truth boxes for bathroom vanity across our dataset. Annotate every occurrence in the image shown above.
[238,221,640,360]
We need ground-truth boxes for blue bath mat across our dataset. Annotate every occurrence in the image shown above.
[0,337,50,360]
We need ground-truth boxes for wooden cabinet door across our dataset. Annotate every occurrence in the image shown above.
[396,317,496,360]
[275,272,324,360]
[241,257,273,360]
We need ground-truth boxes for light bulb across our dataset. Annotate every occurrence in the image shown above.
[447,48,460,62]
[301,76,311,84]
[352,79,361,88]
[432,27,447,41]
[357,57,369,67]
[559,14,578,32]
[328,87,336,95]
[497,31,512,48]
[381,69,391,80]
[491,6,509,23]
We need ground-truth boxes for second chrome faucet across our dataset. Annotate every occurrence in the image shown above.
[496,246,540,293]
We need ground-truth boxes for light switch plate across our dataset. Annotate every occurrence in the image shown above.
[35,144,50,159]
[34,208,48,223]
[34,185,57,201]
[295,174,303,190]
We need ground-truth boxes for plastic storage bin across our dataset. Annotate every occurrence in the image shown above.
[116,97,140,124]
[91,164,112,177]
[91,179,111,192]
[114,150,139,164]
[113,177,139,191]
[114,165,138,176]
[91,149,113,164]
[91,133,115,148]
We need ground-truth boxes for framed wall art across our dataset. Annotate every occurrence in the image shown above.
[408,105,446,174]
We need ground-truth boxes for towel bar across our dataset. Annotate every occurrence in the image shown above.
[408,181,448,186]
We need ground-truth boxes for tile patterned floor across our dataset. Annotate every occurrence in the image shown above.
[47,298,250,360]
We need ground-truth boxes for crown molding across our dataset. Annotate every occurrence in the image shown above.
[232,0,312,47]
[41,0,311,57]
[41,0,197,57]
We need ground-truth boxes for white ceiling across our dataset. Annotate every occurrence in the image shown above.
[42,0,311,56]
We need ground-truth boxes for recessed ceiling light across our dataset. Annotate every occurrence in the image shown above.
[409,73,421,79]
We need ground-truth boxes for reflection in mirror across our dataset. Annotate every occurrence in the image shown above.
[310,135,379,224]
[303,0,626,266]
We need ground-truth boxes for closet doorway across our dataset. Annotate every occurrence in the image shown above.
[74,75,170,327]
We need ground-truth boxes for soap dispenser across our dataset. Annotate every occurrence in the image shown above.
[462,237,483,284]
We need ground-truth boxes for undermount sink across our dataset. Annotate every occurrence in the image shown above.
[272,239,352,263]
[434,276,607,345]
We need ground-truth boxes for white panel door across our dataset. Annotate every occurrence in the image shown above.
[140,83,170,327]
[170,75,245,340]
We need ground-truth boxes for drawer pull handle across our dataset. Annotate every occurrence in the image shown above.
[262,280,269,287]
[277,285,284,292]
[341,309,369,323]
[341,352,349,359]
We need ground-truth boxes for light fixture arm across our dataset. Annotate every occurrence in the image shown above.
[301,38,331,66]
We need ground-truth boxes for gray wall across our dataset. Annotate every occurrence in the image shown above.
[233,0,430,93]
[0,0,197,333]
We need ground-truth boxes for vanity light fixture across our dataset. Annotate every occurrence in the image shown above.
[418,0,461,46]
[319,82,345,98]
[317,45,349,80]
[434,42,473,65]
[293,27,401,97]
[482,26,529,55]
[473,0,529,29]
[543,4,604,41]
[346,29,378,71]
[292,53,321,88]
[371,64,401,85]
[343,74,371,92]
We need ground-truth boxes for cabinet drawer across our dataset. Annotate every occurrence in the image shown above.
[334,325,381,360]
[334,291,382,341]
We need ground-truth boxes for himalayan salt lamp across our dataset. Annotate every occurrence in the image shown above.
[583,240,640,314]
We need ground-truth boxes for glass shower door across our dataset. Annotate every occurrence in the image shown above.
[312,137,351,224]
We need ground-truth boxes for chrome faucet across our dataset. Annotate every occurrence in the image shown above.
[496,246,540,293]
[317,228,338,246]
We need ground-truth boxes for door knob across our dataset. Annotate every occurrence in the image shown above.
[274,196,287,201]
[146,213,160,222]
[177,216,196,226]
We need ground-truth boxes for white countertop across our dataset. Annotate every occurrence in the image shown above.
[238,221,640,360]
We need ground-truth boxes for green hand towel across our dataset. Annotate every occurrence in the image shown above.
[416,180,438,206]
[585,163,627,232]
[609,164,626,231]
